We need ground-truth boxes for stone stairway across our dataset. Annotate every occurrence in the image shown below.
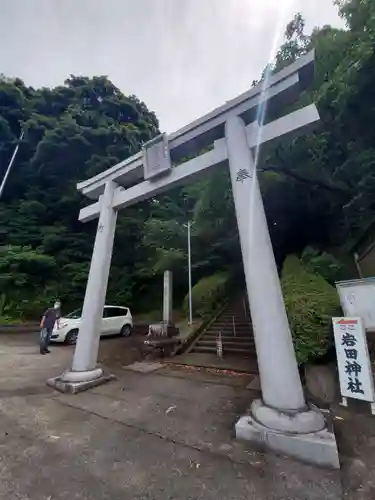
[189,298,256,359]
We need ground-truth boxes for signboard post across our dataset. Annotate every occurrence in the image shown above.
[332,317,375,414]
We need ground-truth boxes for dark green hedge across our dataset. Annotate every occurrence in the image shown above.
[281,255,341,365]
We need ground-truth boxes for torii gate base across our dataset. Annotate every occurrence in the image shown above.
[48,52,339,468]
[236,408,338,468]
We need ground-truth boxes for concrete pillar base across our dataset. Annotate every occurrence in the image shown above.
[251,399,326,433]
[235,405,339,469]
[47,371,116,394]
[60,368,103,383]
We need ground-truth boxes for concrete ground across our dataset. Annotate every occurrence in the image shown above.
[0,332,343,499]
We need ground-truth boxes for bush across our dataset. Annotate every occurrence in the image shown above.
[301,247,345,284]
[0,316,22,325]
[0,245,57,319]
[183,272,230,319]
[281,255,341,365]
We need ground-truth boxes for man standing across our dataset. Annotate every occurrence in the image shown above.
[40,300,61,355]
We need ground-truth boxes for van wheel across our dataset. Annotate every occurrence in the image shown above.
[65,329,79,345]
[120,324,131,337]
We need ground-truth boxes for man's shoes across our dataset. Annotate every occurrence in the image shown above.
[40,349,46,355]
[45,349,51,354]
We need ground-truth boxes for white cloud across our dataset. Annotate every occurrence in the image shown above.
[0,0,344,132]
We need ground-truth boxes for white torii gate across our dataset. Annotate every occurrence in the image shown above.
[49,51,339,467]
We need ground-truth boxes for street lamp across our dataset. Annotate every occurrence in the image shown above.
[183,221,193,326]
[0,130,24,200]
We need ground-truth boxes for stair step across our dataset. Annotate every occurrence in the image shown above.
[198,335,254,345]
[197,340,255,348]
[211,323,252,329]
[219,313,249,317]
[216,314,251,323]
[218,311,248,315]
[205,333,253,338]
[212,327,252,331]
[204,333,253,339]
[199,336,254,342]
[203,338,253,343]
[210,318,251,322]
[192,346,256,356]
[205,329,253,333]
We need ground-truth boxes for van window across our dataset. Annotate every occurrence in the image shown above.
[103,307,128,318]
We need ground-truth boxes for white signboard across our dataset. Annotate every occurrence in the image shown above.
[336,279,375,332]
[143,133,172,180]
[333,317,375,402]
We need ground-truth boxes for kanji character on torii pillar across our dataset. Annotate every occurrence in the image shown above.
[47,51,339,468]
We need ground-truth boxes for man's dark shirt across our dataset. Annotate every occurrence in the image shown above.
[43,308,59,330]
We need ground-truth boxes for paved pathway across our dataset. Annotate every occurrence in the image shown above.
[0,333,342,499]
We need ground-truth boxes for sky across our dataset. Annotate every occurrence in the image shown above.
[1,0,344,132]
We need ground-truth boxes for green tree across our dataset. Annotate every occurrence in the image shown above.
[0,75,159,317]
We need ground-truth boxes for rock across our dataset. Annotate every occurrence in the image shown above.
[343,458,368,491]
[219,444,233,453]
[305,363,338,407]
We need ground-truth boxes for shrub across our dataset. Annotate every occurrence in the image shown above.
[281,255,341,365]
[0,245,57,319]
[183,272,230,319]
[301,247,345,284]
[0,316,21,325]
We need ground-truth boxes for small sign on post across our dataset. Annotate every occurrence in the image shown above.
[332,317,375,413]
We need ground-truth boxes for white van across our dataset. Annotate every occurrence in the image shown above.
[51,305,133,344]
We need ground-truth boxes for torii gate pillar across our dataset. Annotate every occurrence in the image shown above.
[226,116,338,468]
[226,116,307,412]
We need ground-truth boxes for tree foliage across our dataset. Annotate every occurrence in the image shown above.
[301,247,345,285]
[0,75,159,316]
[1,0,374,320]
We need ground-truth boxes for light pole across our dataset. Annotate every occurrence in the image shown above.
[184,221,193,326]
[0,130,24,200]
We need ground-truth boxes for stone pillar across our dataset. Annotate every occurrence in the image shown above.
[163,270,173,324]
[225,116,332,458]
[226,116,306,411]
[52,180,118,389]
